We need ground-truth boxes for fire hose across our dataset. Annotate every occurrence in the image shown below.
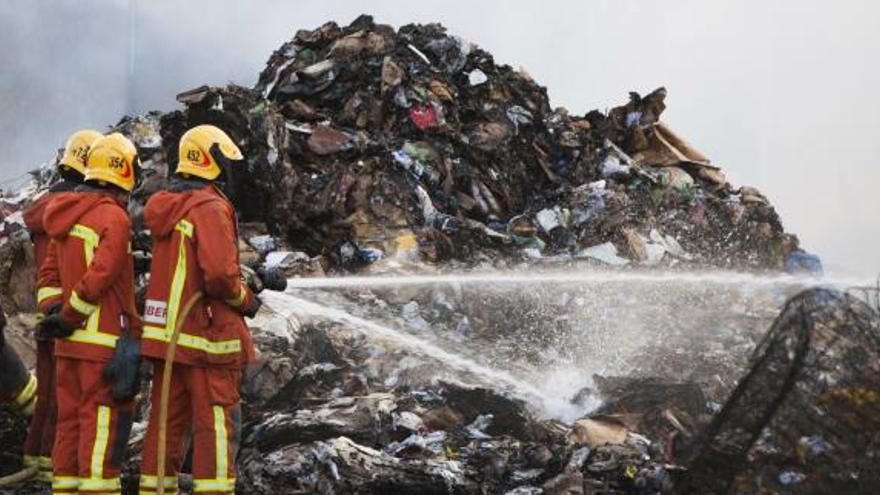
[0,466,39,487]
[2,270,283,490]
[156,291,203,495]
[154,265,287,495]
[155,266,286,494]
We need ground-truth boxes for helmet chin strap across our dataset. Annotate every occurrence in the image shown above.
[208,142,240,198]
[59,166,85,183]
[213,172,234,200]
[82,180,131,202]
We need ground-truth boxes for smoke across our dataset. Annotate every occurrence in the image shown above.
[0,2,129,182]
[1,0,878,274]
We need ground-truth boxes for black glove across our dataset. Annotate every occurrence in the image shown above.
[103,333,141,402]
[38,314,77,340]
[257,267,288,292]
[35,305,63,342]
[240,265,263,294]
[241,266,288,295]
[242,295,262,318]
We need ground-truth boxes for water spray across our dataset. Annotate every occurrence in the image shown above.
[261,291,589,419]
[258,268,870,421]
[282,270,871,291]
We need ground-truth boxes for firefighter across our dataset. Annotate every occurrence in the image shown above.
[0,306,37,418]
[37,132,140,495]
[24,128,103,484]
[138,125,259,495]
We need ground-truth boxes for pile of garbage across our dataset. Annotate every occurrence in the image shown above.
[9,14,799,276]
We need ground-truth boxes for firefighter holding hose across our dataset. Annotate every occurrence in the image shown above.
[138,125,263,495]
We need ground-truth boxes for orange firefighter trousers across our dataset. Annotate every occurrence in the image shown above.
[23,339,57,482]
[53,356,134,495]
[139,361,241,495]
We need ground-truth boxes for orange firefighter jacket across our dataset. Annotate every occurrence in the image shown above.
[36,191,138,362]
[23,181,80,307]
[140,183,255,368]
[24,194,53,276]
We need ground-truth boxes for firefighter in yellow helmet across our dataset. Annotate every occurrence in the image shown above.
[27,129,103,266]
[176,124,244,180]
[22,129,102,484]
[37,132,141,494]
[138,125,258,495]
[59,129,103,177]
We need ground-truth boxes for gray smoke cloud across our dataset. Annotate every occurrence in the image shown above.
[1,0,877,275]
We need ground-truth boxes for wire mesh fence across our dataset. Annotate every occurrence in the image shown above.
[680,286,880,494]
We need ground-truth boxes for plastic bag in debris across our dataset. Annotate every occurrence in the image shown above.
[649,229,693,261]
[249,235,277,254]
[784,249,823,276]
[601,154,631,177]
[577,242,629,266]
[265,251,309,270]
[465,414,494,439]
[655,167,694,196]
[468,69,488,86]
[384,430,446,457]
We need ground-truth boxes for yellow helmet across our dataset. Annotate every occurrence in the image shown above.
[59,129,103,176]
[176,125,243,181]
[84,133,139,192]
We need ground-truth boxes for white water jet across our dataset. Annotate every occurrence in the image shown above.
[261,291,590,421]
[261,269,876,422]
[283,269,874,291]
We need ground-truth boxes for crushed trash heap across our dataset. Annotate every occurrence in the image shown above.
[102,15,798,274]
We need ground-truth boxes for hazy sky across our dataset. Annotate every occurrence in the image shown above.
[1,0,877,276]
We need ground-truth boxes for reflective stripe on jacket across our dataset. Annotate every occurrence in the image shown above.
[141,183,254,368]
[25,182,79,311]
[36,191,138,362]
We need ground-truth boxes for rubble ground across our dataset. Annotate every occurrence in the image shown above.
[3,277,878,494]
